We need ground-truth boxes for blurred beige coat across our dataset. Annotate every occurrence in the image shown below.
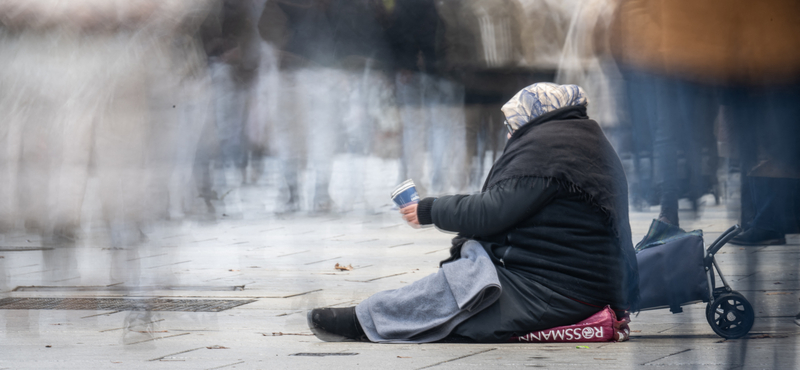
[609,0,800,85]
[0,0,213,239]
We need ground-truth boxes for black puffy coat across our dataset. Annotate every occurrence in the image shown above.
[416,106,639,312]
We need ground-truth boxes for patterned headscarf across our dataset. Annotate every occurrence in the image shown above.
[501,83,588,131]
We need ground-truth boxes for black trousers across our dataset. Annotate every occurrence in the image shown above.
[447,267,601,343]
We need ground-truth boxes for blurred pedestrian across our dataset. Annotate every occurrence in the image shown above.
[609,0,800,229]
[0,1,215,244]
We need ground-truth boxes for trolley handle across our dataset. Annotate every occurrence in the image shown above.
[706,224,742,257]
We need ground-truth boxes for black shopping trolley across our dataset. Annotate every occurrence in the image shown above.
[636,221,755,339]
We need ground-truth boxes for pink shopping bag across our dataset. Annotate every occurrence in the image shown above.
[509,305,630,343]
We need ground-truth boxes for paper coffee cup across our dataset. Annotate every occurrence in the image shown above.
[391,179,420,208]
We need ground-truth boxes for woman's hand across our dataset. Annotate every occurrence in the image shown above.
[400,203,421,228]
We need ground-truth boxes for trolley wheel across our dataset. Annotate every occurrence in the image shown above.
[706,292,754,339]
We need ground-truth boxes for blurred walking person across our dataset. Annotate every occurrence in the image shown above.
[0,1,215,244]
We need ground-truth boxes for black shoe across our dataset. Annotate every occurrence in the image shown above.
[729,227,786,246]
[307,307,368,342]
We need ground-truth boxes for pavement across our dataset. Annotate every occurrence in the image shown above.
[1,178,798,369]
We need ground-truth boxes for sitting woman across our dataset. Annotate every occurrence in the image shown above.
[308,83,640,343]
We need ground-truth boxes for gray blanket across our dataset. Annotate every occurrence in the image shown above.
[355,240,501,343]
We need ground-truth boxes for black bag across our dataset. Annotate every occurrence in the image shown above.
[635,219,709,313]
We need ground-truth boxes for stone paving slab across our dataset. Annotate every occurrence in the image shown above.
[1,201,799,369]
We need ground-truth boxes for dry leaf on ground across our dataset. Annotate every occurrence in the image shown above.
[334,263,353,271]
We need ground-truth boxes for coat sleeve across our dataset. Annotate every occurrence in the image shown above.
[417,177,557,237]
